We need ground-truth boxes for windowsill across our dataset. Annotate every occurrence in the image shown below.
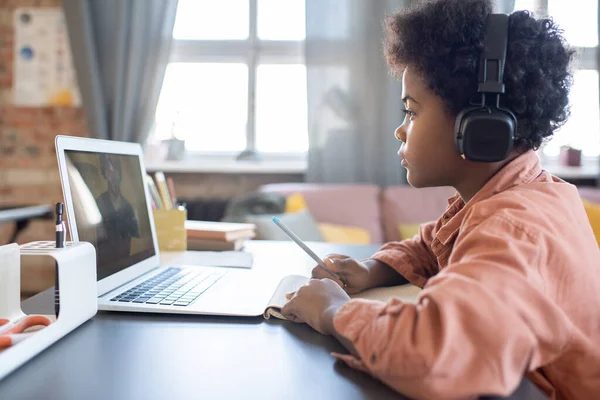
[144,158,308,174]
[144,155,598,178]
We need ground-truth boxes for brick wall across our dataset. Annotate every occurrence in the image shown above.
[0,0,88,247]
[169,172,303,200]
[1,0,88,297]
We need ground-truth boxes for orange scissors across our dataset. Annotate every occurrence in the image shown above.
[0,315,52,349]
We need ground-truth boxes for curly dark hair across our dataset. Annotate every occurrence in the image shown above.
[383,0,576,152]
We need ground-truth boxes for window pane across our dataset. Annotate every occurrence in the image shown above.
[513,1,598,47]
[256,65,308,152]
[304,0,350,40]
[173,0,249,40]
[548,0,598,47]
[155,63,248,153]
[512,0,538,12]
[257,0,306,40]
[543,70,600,157]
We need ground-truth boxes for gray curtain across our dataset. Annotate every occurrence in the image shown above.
[62,0,178,143]
[305,0,408,186]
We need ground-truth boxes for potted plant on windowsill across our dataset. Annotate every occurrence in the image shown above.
[559,145,582,167]
[163,111,186,161]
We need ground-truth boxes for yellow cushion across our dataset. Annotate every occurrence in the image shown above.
[318,223,371,245]
[398,223,421,240]
[285,192,370,244]
[285,192,309,213]
[582,200,600,247]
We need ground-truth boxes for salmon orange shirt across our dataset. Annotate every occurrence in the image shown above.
[333,150,600,400]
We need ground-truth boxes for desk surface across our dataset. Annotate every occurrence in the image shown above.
[0,241,547,400]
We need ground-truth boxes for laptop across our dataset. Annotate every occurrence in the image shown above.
[55,135,279,317]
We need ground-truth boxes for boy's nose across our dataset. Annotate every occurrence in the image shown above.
[394,125,406,142]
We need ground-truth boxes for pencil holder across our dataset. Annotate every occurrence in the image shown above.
[153,208,187,251]
[0,241,97,381]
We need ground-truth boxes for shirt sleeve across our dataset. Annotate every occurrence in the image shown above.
[332,214,573,400]
[370,220,439,288]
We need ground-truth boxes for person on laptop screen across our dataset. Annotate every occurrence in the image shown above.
[280,1,600,399]
[95,154,140,270]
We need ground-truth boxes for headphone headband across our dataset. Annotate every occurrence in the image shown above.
[478,14,509,97]
[454,13,516,163]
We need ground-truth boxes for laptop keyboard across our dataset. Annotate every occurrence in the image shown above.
[110,267,226,307]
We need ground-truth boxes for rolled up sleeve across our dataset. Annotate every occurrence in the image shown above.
[371,220,440,288]
[332,215,572,400]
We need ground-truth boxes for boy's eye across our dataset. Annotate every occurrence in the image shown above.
[401,109,416,119]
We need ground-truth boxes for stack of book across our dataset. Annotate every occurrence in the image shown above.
[186,220,256,251]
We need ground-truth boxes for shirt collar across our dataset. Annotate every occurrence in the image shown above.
[435,150,542,245]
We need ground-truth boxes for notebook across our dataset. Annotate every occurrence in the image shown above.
[263,275,422,320]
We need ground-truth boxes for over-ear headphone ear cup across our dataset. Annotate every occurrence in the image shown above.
[458,107,517,162]
[498,106,517,128]
[454,106,480,156]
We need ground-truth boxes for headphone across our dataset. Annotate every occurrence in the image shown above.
[454,13,517,162]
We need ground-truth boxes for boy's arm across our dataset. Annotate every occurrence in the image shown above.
[367,220,440,288]
[330,215,571,399]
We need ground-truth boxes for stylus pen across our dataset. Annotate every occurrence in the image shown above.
[272,217,347,286]
[55,202,65,318]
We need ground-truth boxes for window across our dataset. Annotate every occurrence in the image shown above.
[154,0,308,158]
[513,0,600,160]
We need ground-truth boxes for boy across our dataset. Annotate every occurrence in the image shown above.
[281,1,600,399]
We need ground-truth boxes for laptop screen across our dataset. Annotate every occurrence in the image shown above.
[64,150,155,280]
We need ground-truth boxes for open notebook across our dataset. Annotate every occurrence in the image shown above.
[263,275,422,320]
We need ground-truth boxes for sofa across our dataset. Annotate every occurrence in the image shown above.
[259,183,456,244]
[259,183,600,245]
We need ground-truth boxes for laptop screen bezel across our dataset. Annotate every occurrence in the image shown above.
[55,135,162,296]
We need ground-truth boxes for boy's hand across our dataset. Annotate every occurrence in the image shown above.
[311,254,370,294]
[280,278,350,335]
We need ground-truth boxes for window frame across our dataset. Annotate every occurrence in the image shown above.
[537,48,599,165]
[526,0,600,166]
[159,0,600,171]
[165,0,306,162]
